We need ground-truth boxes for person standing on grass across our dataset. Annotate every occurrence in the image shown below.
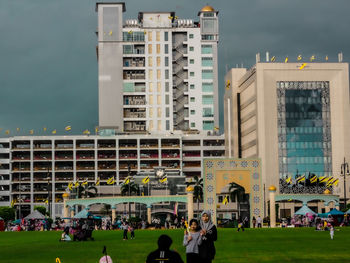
[330,224,334,240]
[146,234,184,263]
[198,210,217,263]
[122,221,128,240]
[257,216,262,228]
[183,219,202,263]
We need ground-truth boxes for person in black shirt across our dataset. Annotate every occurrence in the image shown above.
[146,234,184,263]
[199,210,217,263]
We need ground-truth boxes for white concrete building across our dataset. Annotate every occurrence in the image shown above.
[0,139,10,207]
[6,133,224,218]
[224,56,350,216]
[96,3,219,133]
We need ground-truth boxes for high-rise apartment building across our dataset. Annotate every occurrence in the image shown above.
[96,3,219,133]
[224,58,350,214]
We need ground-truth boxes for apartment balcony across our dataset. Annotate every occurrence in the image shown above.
[140,153,159,159]
[55,166,73,172]
[12,156,30,161]
[119,154,137,160]
[12,167,30,172]
[123,96,146,106]
[124,122,146,132]
[98,153,116,160]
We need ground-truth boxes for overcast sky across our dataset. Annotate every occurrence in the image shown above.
[1,0,349,136]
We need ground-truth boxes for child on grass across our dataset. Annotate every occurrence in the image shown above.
[183,219,202,263]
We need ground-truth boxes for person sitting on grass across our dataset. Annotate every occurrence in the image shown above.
[60,228,71,242]
[183,219,202,263]
[146,234,184,263]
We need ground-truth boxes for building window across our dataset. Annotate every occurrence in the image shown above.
[203,107,213,117]
[202,35,215,40]
[149,69,153,80]
[201,45,212,54]
[149,120,154,130]
[149,108,153,117]
[166,107,170,117]
[165,70,169,79]
[123,45,133,54]
[189,33,194,39]
[190,84,195,89]
[190,72,195,77]
[189,46,194,51]
[157,108,162,118]
[156,44,161,54]
[165,95,169,104]
[190,97,195,102]
[202,57,213,67]
[202,70,213,79]
[190,59,194,64]
[191,122,195,128]
[158,120,162,131]
[149,95,154,105]
[165,82,169,92]
[203,121,214,130]
[156,31,160,41]
[166,120,170,130]
[164,32,168,41]
[202,83,213,92]
[157,82,161,92]
[148,57,153,67]
[149,82,154,92]
[157,70,161,80]
[165,44,169,54]
[202,95,213,105]
[190,110,195,115]
[148,44,152,54]
[148,31,152,41]
[203,12,214,17]
[165,57,169,67]
[157,95,161,104]
[157,57,161,67]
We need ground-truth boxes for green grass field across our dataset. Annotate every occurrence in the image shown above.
[0,228,349,263]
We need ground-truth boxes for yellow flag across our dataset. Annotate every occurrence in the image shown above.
[95,127,99,134]
[43,127,47,132]
[310,55,315,62]
[297,55,302,61]
[16,128,20,132]
[30,129,34,134]
[325,55,329,61]
[168,16,173,20]
[222,195,228,205]
[142,176,150,184]
[128,30,133,34]
[52,130,57,134]
[74,181,80,188]
[109,30,113,36]
[270,56,276,62]
[286,176,292,184]
[319,176,327,183]
[160,176,167,183]
[45,199,48,204]
[68,182,73,191]
[82,180,88,186]
[225,80,230,89]
[11,199,15,207]
[65,126,71,131]
[299,63,307,70]
[5,130,10,135]
[83,129,90,135]
[123,177,131,185]
[332,179,339,186]
[310,175,317,183]
[175,16,178,19]
[284,57,289,63]
[95,178,100,186]
[107,177,115,185]
[144,30,147,35]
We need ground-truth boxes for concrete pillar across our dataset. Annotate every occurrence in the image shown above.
[325,204,330,213]
[187,188,194,222]
[147,205,152,224]
[62,193,70,223]
[269,185,276,228]
[70,207,75,218]
[111,206,116,223]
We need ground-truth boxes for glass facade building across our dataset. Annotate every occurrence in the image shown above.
[277,81,332,193]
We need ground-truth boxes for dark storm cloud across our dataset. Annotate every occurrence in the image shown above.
[0,0,349,135]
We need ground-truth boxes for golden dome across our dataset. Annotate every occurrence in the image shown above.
[269,185,277,191]
[186,186,194,192]
[323,189,331,195]
[201,5,215,12]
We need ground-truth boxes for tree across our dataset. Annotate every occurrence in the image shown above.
[0,206,16,223]
[34,206,48,216]
[229,182,247,219]
[186,176,203,217]
[121,182,139,218]
[74,184,98,199]
[100,204,111,215]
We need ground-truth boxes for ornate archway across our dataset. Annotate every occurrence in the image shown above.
[203,158,263,225]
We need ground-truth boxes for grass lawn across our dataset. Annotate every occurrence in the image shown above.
[0,228,349,263]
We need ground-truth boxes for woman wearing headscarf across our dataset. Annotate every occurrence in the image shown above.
[199,210,217,263]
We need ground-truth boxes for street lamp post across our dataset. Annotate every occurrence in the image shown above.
[340,157,350,210]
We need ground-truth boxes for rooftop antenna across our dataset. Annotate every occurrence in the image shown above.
[266,51,270,62]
